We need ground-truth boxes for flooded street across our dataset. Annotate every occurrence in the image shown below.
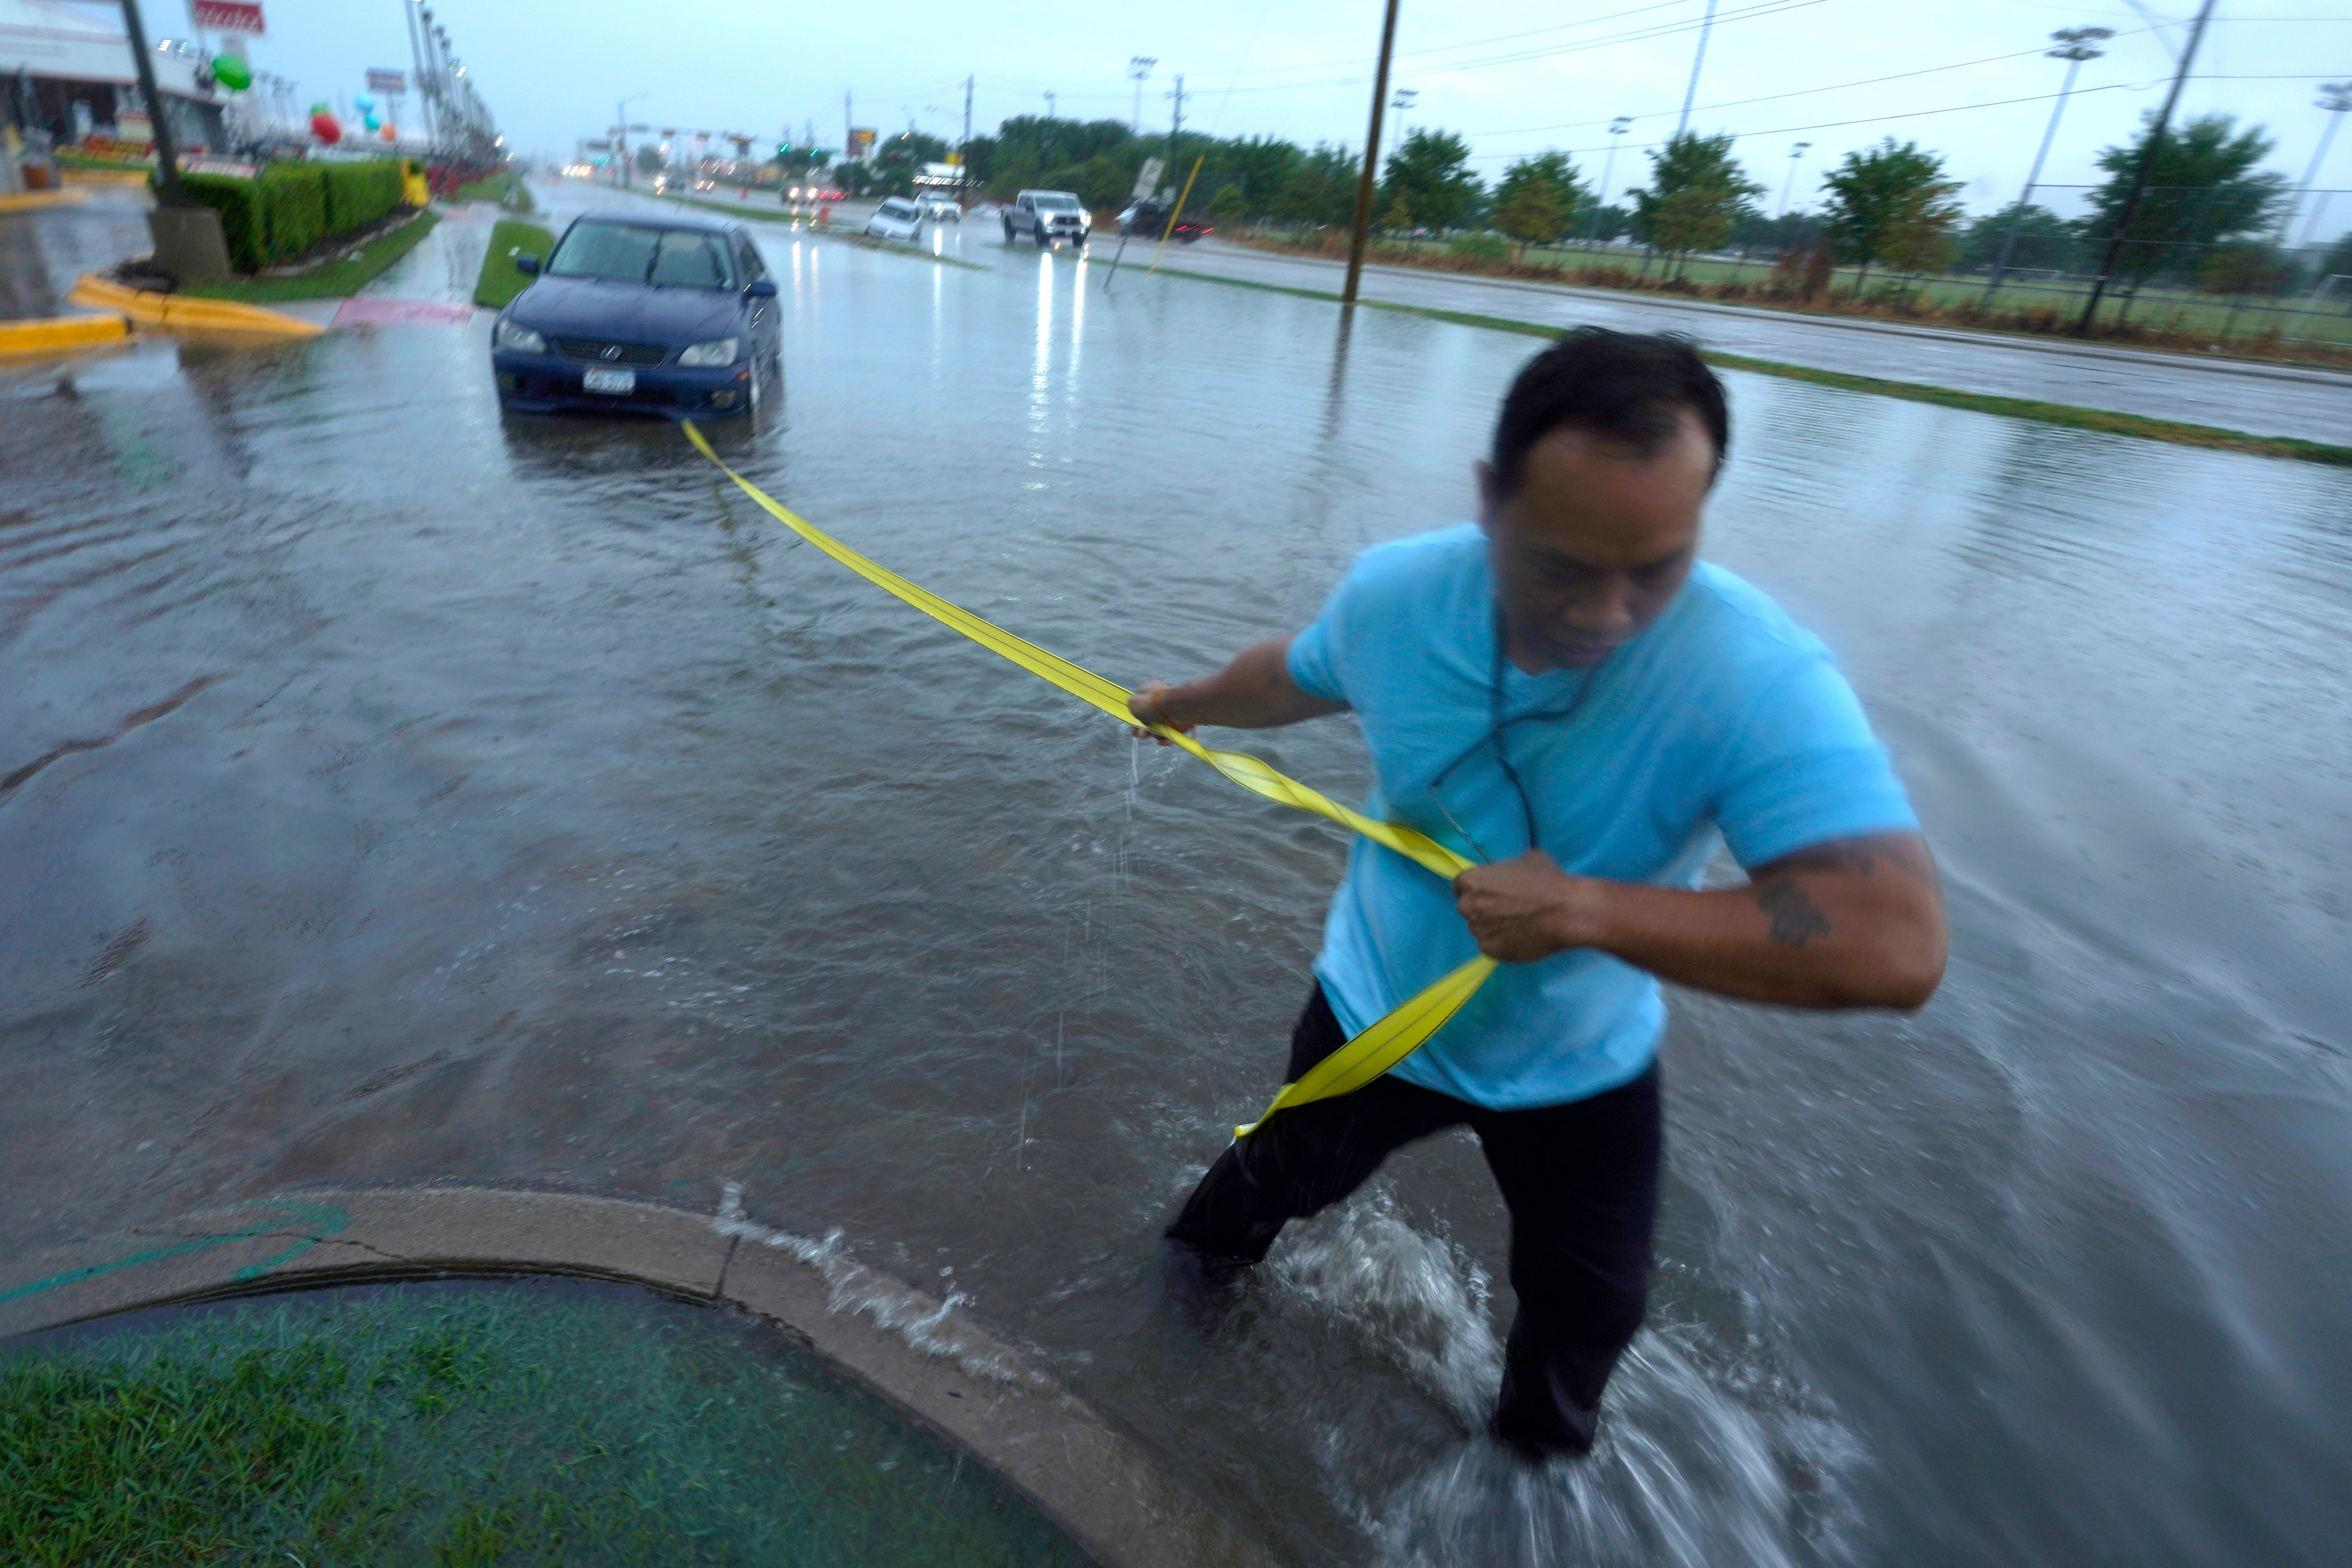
[5,198,2351,1566]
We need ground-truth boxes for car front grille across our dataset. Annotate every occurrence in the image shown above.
[551,338,668,366]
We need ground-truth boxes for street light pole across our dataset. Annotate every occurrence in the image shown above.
[1590,116,1631,242]
[1987,27,2110,296]
[2286,83,2352,248]
[1674,0,1719,139]
[1343,0,1402,306]
[1776,140,1812,217]
[2076,0,2215,335]
[1128,57,1155,137]
[117,0,184,201]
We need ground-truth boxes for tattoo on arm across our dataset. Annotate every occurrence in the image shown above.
[1755,877,1830,948]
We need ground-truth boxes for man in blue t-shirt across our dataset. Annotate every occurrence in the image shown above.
[1127,328,1946,1461]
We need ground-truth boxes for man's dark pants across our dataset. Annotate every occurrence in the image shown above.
[1165,985,1661,1457]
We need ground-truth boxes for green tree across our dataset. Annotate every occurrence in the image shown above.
[1490,151,1583,251]
[1731,209,1825,257]
[1491,178,1566,256]
[1626,131,1763,273]
[1817,137,1963,293]
[871,130,949,196]
[1205,182,1247,228]
[1224,136,1304,215]
[1380,189,1415,233]
[1960,201,2077,274]
[1380,128,1483,232]
[2196,240,2301,298]
[634,144,665,177]
[2080,112,2288,297]
[1583,201,1635,243]
[1275,143,1359,226]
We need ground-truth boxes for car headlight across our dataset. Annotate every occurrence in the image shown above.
[494,317,545,354]
[678,337,740,368]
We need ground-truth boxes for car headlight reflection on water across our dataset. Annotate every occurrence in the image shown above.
[678,337,740,367]
[494,317,545,354]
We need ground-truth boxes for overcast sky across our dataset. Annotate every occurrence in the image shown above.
[167,0,2352,228]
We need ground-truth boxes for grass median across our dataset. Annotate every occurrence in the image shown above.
[1154,266,2352,470]
[181,210,440,305]
[473,217,557,309]
[0,1278,1079,1565]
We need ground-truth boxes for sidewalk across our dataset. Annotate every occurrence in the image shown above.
[1160,242,2352,447]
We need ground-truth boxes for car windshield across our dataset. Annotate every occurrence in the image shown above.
[547,222,736,289]
[1033,195,1078,210]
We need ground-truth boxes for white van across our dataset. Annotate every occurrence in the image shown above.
[864,196,924,242]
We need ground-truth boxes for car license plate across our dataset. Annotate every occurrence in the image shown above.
[583,367,635,395]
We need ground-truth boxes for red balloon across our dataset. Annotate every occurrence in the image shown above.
[310,112,342,144]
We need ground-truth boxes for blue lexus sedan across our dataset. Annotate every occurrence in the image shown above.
[490,213,781,418]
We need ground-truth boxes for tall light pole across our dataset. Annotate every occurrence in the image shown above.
[1128,57,1155,136]
[1674,0,1719,139]
[1044,91,1056,120]
[1343,0,1402,306]
[1776,140,1812,217]
[1590,116,1632,242]
[2286,82,2352,248]
[2077,0,2211,334]
[1987,27,2111,295]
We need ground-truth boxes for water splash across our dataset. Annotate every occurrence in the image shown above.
[1265,1189,1853,1568]
[714,1182,1045,1389]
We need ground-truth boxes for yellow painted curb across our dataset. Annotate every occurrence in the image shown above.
[61,167,153,188]
[70,273,323,338]
[0,188,92,213]
[0,313,128,359]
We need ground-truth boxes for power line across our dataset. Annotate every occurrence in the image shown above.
[1471,25,2159,137]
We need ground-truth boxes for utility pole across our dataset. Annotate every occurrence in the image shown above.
[1128,56,1156,137]
[402,0,437,146]
[1776,140,1812,217]
[617,91,647,189]
[1045,90,1057,120]
[1590,116,1631,241]
[1988,27,2111,295]
[962,74,974,198]
[844,89,852,156]
[1674,0,1719,139]
[1343,0,1402,306]
[2286,82,2352,247]
[2076,0,2214,334]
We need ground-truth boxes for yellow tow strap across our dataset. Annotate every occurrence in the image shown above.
[684,423,1497,1137]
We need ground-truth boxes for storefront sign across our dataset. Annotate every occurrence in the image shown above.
[191,2,267,34]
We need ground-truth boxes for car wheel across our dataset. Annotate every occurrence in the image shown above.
[1002,220,1015,244]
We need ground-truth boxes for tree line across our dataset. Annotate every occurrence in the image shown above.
[843,108,2348,303]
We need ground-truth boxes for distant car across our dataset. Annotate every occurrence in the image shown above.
[490,213,782,420]
[1003,189,1089,248]
[864,196,925,242]
[915,193,962,222]
[1119,200,1211,243]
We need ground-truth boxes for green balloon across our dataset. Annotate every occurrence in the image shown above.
[211,54,252,92]
[310,101,330,116]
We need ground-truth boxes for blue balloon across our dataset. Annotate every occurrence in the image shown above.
[355,93,376,112]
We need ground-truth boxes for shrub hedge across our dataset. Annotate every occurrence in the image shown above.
[171,159,411,275]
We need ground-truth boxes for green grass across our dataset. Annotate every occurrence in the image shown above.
[0,1278,1081,1566]
[453,171,534,214]
[474,217,557,309]
[1153,265,2352,469]
[1337,235,2352,350]
[181,210,440,303]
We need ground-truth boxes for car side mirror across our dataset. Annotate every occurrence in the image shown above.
[513,253,540,276]
[744,279,778,298]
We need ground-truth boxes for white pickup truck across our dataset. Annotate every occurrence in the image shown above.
[1002,190,1090,249]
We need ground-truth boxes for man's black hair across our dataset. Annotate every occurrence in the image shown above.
[1489,327,1729,495]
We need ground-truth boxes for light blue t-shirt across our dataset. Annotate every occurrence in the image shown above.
[1286,523,1918,1110]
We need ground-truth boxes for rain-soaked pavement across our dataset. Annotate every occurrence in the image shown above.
[4,182,2352,1567]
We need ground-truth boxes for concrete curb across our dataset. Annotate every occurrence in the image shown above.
[0,313,128,359]
[1194,242,2352,392]
[70,272,324,338]
[0,188,92,214]
[0,1180,1274,1568]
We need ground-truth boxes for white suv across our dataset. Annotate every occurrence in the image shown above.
[916,193,963,223]
[1003,190,1090,248]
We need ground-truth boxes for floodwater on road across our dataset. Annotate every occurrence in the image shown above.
[3,204,2350,1568]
